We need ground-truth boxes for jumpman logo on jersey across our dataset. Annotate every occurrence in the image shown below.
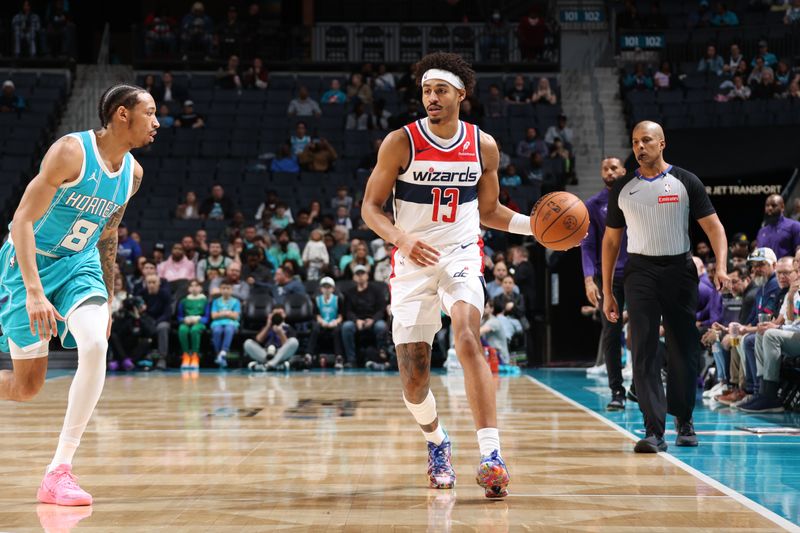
[87,170,100,184]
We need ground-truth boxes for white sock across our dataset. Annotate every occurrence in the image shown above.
[477,427,500,457]
[423,426,446,446]
[49,303,109,472]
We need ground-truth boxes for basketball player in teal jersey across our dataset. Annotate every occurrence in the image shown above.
[0,84,158,505]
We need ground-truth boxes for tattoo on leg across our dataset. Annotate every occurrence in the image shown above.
[397,342,431,404]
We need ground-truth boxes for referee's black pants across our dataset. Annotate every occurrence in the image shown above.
[596,274,625,395]
[625,253,700,438]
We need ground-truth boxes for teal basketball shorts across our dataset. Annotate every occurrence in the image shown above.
[0,240,108,354]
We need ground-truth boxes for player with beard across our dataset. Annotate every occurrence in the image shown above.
[362,52,536,498]
[581,157,630,410]
[0,84,158,505]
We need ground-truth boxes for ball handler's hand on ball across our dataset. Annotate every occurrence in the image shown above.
[603,293,619,323]
[397,233,440,267]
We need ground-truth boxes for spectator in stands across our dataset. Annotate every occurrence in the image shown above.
[644,0,668,28]
[174,100,205,129]
[157,243,195,282]
[341,242,374,279]
[397,62,418,102]
[505,75,530,104]
[200,184,235,220]
[108,293,144,371]
[216,54,243,90]
[287,210,313,244]
[241,57,268,89]
[242,247,271,287]
[698,44,724,76]
[752,40,778,68]
[341,265,386,367]
[345,101,370,130]
[269,203,291,231]
[269,229,303,268]
[153,71,187,105]
[755,194,800,258]
[372,63,394,91]
[299,138,337,172]
[143,76,158,96]
[788,79,800,99]
[623,63,654,91]
[0,81,26,114]
[653,61,677,90]
[144,9,177,58]
[177,280,208,370]
[481,300,510,363]
[334,205,353,232]
[141,274,172,369]
[694,257,723,328]
[321,79,346,104]
[725,75,751,100]
[775,60,792,89]
[516,127,548,159]
[329,225,350,269]
[549,138,571,179]
[531,77,557,105]
[245,304,300,371]
[289,121,311,156]
[369,99,392,130]
[390,99,423,129]
[346,73,373,106]
[270,143,299,173]
[270,265,305,305]
[747,56,774,86]
[618,0,644,29]
[194,229,209,258]
[210,261,249,302]
[517,8,547,60]
[480,9,509,61]
[358,138,382,171]
[288,85,322,117]
[687,1,712,28]
[459,98,482,126]
[180,1,214,59]
[723,43,745,75]
[495,275,527,331]
[43,0,75,58]
[498,189,521,212]
[785,0,800,24]
[496,140,511,172]
[526,152,545,184]
[500,164,522,188]
[486,261,517,298]
[182,235,199,265]
[216,5,243,59]
[710,2,739,25]
[197,240,232,283]
[373,241,394,283]
[210,281,241,369]
[302,228,329,280]
[176,191,200,220]
[132,260,160,296]
[484,84,508,117]
[152,243,166,265]
[751,70,781,99]
[545,114,574,147]
[224,213,245,248]
[117,223,141,269]
[12,1,40,57]
[157,104,175,128]
[304,276,344,366]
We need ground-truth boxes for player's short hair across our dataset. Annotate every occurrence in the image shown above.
[415,52,476,95]
[97,84,146,128]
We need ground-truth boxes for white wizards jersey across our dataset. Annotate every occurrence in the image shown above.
[394,119,483,249]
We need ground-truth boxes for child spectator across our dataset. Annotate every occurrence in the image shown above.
[210,281,241,368]
[500,164,522,187]
[157,104,174,127]
[302,277,344,368]
[480,300,510,364]
[177,280,209,370]
[302,229,329,281]
[176,190,200,220]
[270,203,292,230]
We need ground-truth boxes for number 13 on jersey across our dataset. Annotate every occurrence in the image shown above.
[431,187,459,223]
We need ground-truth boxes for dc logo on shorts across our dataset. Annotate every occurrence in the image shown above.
[454,266,469,278]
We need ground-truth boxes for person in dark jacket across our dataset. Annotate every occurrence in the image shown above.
[141,274,173,369]
[199,184,236,220]
[341,265,387,367]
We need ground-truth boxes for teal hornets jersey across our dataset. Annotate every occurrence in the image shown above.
[28,130,135,258]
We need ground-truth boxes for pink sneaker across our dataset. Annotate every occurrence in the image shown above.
[37,464,93,506]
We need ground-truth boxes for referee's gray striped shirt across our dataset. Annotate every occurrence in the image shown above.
[606,165,715,256]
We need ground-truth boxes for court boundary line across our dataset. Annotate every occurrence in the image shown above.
[524,374,800,533]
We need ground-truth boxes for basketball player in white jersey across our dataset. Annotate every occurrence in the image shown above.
[362,52,535,498]
[0,85,158,505]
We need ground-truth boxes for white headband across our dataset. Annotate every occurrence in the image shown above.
[421,69,465,90]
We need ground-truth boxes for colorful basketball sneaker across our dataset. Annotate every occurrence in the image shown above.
[476,450,510,499]
[427,438,456,489]
[37,464,92,506]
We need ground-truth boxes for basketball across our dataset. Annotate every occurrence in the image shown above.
[531,191,590,251]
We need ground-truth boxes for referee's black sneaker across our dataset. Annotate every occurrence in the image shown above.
[675,418,698,447]
[626,382,638,403]
[634,435,667,453]
[606,389,626,411]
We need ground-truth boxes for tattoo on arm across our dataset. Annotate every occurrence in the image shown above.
[96,171,141,300]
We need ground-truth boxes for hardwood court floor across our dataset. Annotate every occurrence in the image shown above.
[0,371,790,532]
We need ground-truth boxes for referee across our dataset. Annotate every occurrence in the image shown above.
[601,121,730,453]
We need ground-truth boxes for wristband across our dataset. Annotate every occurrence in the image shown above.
[508,213,533,235]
